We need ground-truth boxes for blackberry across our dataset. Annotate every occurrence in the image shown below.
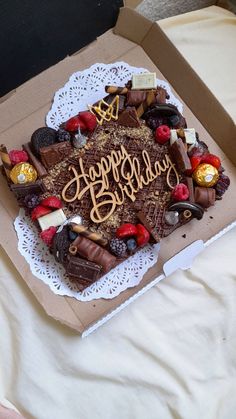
[24,194,40,209]
[146,116,163,130]
[57,128,71,142]
[214,174,230,198]
[110,238,127,257]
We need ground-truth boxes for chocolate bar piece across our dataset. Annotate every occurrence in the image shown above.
[186,177,195,202]
[126,90,147,107]
[137,210,160,243]
[136,91,156,118]
[194,187,215,208]
[70,235,116,273]
[169,138,191,173]
[23,142,47,178]
[118,107,140,128]
[40,141,73,169]
[10,179,46,198]
[66,255,102,289]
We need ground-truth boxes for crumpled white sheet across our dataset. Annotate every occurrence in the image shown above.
[1,5,236,419]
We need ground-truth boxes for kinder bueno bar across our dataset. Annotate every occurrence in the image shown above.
[66,255,102,289]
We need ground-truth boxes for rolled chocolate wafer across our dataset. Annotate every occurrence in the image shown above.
[23,143,47,178]
[0,144,12,180]
[136,91,156,118]
[70,223,108,246]
[70,235,116,273]
[105,85,128,95]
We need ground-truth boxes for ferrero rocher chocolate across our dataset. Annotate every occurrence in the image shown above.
[193,163,219,187]
[10,162,37,184]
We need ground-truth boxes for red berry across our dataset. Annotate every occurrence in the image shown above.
[155,125,170,144]
[40,226,57,246]
[171,183,189,201]
[9,150,28,165]
[136,224,150,247]
[40,196,62,209]
[116,223,138,239]
[201,153,221,170]
[79,111,97,132]
[31,205,52,221]
[64,115,86,132]
[185,156,202,175]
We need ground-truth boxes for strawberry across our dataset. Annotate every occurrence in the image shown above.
[40,226,57,246]
[116,223,138,239]
[31,205,52,221]
[185,156,202,176]
[40,196,62,209]
[9,150,28,165]
[79,111,97,132]
[155,125,170,144]
[201,153,221,170]
[136,224,150,247]
[171,183,189,201]
[64,115,86,132]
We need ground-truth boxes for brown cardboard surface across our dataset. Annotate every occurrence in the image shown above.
[0,8,236,333]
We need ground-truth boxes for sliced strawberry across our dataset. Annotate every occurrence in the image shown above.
[40,226,57,246]
[201,153,221,169]
[64,115,86,132]
[31,205,52,221]
[116,223,138,239]
[79,111,97,132]
[185,156,202,176]
[136,224,150,247]
[40,196,62,209]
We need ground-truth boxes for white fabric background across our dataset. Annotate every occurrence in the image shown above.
[1,6,236,419]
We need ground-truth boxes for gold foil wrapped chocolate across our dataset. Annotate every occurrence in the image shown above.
[10,162,37,184]
[193,163,219,187]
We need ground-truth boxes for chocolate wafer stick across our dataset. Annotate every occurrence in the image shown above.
[136,91,156,118]
[23,143,47,178]
[0,144,12,180]
[70,223,108,247]
[105,85,128,95]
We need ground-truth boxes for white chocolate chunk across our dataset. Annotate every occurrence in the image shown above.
[184,128,197,145]
[170,129,178,145]
[132,72,156,90]
[38,209,67,231]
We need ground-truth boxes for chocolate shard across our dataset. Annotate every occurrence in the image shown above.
[40,141,73,169]
[93,94,126,113]
[194,187,216,208]
[126,90,147,107]
[70,235,116,273]
[186,177,195,202]
[66,255,102,289]
[23,142,48,178]
[118,107,140,128]
[137,210,160,243]
[10,179,46,199]
[169,138,191,173]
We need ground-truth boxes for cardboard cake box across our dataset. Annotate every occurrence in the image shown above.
[0,7,236,336]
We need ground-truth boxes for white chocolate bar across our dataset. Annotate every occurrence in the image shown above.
[132,73,156,90]
[38,209,67,231]
[184,128,197,145]
[170,129,178,145]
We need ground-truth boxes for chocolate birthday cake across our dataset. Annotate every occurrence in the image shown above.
[0,72,230,291]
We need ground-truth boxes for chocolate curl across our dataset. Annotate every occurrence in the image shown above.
[136,91,156,118]
[0,144,12,180]
[23,143,47,178]
[105,85,128,95]
[71,223,108,247]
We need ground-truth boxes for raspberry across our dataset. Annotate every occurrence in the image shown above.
[9,150,28,165]
[171,183,190,201]
[155,125,171,144]
[79,111,97,132]
[40,226,57,246]
[110,238,127,257]
[57,128,71,142]
[31,205,52,221]
[40,196,62,209]
[24,194,41,209]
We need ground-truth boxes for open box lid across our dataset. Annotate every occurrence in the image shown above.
[0,7,236,335]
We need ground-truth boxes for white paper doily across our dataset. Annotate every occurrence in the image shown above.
[14,62,182,301]
[46,61,183,129]
[14,208,160,301]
